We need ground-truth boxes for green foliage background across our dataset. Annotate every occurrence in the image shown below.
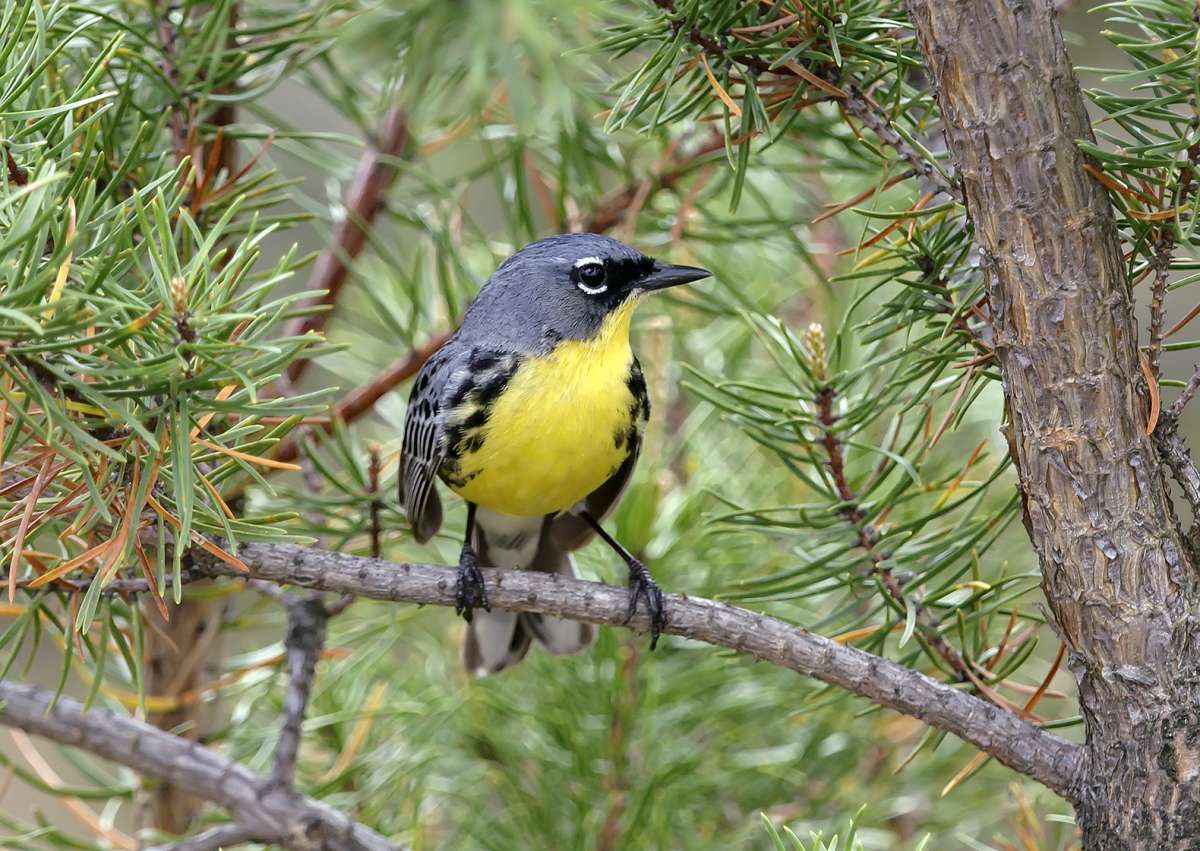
[1,0,1196,848]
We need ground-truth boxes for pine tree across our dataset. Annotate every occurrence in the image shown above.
[0,0,1196,848]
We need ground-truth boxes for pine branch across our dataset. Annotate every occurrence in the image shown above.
[178,541,1086,801]
[814,386,974,683]
[1147,233,1173,380]
[1169,365,1200,421]
[0,681,402,851]
[1154,379,1200,533]
[1154,418,1200,530]
[650,0,957,198]
[837,81,957,199]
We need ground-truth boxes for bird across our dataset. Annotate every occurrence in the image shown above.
[399,233,710,675]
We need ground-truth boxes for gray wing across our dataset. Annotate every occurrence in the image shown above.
[399,343,462,543]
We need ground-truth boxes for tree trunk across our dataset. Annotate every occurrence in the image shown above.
[904,0,1200,846]
[139,593,229,834]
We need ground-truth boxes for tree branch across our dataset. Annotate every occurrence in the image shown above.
[149,823,257,851]
[272,594,329,788]
[1156,362,1200,525]
[283,108,411,386]
[0,681,402,851]
[182,542,1086,801]
[1147,234,1173,380]
[1154,417,1200,532]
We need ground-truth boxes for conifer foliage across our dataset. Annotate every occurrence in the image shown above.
[0,0,1197,848]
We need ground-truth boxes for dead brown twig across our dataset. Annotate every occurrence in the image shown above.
[283,108,412,385]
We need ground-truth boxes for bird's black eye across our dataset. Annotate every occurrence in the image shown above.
[579,263,605,286]
[573,259,608,295]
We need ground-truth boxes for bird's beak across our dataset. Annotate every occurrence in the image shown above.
[638,262,712,291]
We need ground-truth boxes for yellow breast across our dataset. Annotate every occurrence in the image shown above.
[446,301,640,517]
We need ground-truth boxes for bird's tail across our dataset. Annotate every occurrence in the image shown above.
[462,510,594,676]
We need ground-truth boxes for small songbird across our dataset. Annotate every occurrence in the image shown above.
[399,233,710,675]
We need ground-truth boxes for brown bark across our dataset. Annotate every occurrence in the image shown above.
[904,1,1200,847]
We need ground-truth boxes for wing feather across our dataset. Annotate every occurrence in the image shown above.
[399,345,460,543]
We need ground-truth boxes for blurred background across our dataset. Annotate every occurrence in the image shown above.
[1,1,1193,849]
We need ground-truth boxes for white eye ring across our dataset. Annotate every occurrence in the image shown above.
[574,257,608,295]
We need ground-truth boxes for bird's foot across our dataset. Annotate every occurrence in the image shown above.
[624,558,667,650]
[454,549,490,622]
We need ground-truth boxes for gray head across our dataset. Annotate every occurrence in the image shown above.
[458,233,710,350]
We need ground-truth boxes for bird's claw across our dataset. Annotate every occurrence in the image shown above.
[624,558,667,649]
[454,550,490,622]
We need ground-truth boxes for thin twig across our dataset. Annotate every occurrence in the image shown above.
[53,568,202,596]
[272,594,328,788]
[368,441,382,559]
[815,387,974,683]
[179,541,1086,801]
[1169,364,1200,421]
[838,82,957,199]
[1147,233,1173,380]
[153,0,188,159]
[1154,412,1200,531]
[148,823,258,851]
[0,682,400,851]
[283,108,411,385]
